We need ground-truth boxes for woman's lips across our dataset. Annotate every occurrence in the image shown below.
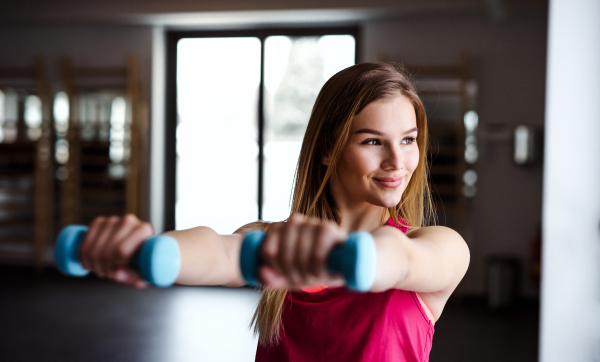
[373,177,404,188]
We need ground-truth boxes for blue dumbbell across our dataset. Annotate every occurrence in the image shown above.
[54,225,181,288]
[240,230,377,292]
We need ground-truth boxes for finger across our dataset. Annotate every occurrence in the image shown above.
[302,273,327,288]
[261,222,283,276]
[110,220,154,269]
[295,220,317,281]
[101,214,141,272]
[259,266,287,289]
[89,216,120,278]
[279,216,302,286]
[110,267,148,289]
[80,216,107,271]
[311,221,337,277]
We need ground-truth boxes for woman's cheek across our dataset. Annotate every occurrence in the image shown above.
[405,146,420,174]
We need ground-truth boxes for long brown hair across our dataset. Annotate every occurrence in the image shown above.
[242,62,434,345]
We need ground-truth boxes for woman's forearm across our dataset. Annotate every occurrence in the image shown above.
[370,226,411,292]
[163,227,246,287]
[370,225,470,294]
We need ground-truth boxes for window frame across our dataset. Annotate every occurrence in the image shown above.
[165,26,361,230]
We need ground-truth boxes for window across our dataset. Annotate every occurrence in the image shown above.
[166,28,358,233]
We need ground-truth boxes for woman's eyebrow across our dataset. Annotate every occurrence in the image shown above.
[354,128,384,136]
[353,127,418,136]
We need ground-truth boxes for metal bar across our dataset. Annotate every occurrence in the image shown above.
[258,37,266,221]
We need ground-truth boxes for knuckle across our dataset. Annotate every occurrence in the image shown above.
[91,216,106,228]
[140,222,154,235]
[318,222,331,236]
[323,221,337,233]
[107,215,120,225]
[288,213,304,223]
[307,215,319,225]
[122,213,138,225]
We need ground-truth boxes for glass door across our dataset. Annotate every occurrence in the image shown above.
[176,37,261,234]
[173,30,356,233]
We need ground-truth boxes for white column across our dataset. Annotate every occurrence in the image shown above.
[540,0,600,360]
[150,26,166,233]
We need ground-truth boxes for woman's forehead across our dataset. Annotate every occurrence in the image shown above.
[351,96,417,132]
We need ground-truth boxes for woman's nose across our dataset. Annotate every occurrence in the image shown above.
[382,145,403,170]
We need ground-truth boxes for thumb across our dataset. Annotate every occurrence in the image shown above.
[111,268,148,289]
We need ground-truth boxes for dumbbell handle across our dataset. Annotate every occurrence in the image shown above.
[54,225,181,288]
[240,230,377,292]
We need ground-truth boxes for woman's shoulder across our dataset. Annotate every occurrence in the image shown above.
[233,221,273,234]
[405,225,463,240]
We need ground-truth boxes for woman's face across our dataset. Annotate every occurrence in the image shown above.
[325,95,419,209]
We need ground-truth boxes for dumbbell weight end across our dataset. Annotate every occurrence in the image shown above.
[54,225,181,288]
[327,231,377,293]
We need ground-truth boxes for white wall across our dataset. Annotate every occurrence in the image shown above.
[540,0,600,360]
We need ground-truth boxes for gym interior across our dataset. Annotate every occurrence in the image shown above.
[0,0,598,361]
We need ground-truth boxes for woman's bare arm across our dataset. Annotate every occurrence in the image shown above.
[370,225,470,294]
[166,217,469,296]
[164,227,246,287]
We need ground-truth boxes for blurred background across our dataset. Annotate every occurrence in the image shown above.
[0,0,598,361]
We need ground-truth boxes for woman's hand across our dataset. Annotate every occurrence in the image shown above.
[258,213,348,290]
[79,213,154,288]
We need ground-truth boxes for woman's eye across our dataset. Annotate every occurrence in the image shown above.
[402,137,416,145]
[363,139,380,145]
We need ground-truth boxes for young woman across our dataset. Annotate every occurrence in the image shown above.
[78,62,470,361]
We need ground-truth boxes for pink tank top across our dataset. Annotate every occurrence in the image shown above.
[255,218,435,362]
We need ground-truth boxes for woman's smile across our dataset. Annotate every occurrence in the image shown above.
[373,176,404,188]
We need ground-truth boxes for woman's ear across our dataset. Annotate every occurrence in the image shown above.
[322,155,330,166]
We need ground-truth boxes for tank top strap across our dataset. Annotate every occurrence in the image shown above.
[385,216,409,234]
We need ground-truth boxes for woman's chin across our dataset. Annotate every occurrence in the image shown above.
[371,195,402,208]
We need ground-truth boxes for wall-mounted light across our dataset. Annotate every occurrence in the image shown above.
[463,169,478,198]
[463,110,479,198]
[514,125,534,165]
[24,95,42,141]
[464,111,479,164]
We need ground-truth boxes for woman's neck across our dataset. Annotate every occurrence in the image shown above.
[337,204,390,232]
[327,173,391,232]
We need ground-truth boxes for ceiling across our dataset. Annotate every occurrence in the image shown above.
[0,0,548,27]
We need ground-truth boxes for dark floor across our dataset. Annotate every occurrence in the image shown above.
[429,295,539,361]
[0,265,539,362]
